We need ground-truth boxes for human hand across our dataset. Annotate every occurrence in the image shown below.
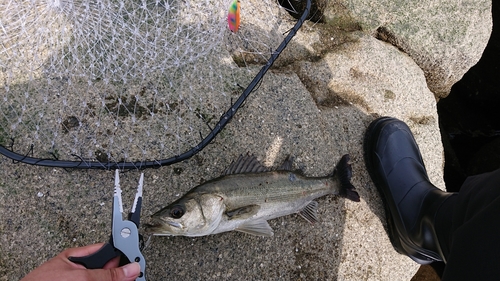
[21,243,141,281]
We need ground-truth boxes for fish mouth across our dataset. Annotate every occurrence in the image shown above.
[143,218,183,234]
[166,221,182,228]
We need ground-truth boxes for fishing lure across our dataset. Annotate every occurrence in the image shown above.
[227,0,240,32]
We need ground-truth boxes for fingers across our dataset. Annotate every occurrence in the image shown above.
[60,244,142,280]
[62,243,106,258]
[61,243,109,270]
[103,256,120,269]
[85,262,141,281]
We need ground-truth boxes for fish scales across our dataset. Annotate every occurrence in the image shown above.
[198,172,336,209]
[145,154,359,237]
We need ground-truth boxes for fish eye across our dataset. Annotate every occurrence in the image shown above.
[170,205,185,219]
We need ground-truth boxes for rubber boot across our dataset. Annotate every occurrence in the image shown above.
[364,117,456,264]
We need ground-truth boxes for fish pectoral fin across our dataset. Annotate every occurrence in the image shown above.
[235,219,274,237]
[226,205,260,220]
[298,201,318,224]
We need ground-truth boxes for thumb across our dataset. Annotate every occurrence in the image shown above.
[87,262,141,281]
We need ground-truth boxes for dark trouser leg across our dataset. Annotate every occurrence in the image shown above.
[440,169,500,280]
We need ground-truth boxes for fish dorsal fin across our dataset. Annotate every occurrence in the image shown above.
[226,205,260,220]
[277,155,294,171]
[223,154,268,175]
[298,201,318,224]
[235,219,274,236]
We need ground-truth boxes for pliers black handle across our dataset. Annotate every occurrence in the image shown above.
[68,171,146,280]
[69,241,121,269]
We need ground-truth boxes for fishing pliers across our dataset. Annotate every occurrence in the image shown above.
[69,170,146,280]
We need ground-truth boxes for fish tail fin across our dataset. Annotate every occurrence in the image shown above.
[334,154,360,202]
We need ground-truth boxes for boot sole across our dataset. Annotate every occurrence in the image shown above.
[363,117,440,264]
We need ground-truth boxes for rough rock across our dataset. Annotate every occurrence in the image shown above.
[3,35,442,281]
[324,0,492,99]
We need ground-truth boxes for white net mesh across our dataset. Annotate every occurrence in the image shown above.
[0,0,299,164]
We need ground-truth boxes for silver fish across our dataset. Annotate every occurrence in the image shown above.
[145,154,359,237]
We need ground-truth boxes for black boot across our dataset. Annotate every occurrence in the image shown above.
[364,117,456,264]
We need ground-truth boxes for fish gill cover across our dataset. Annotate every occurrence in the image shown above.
[0,0,308,169]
